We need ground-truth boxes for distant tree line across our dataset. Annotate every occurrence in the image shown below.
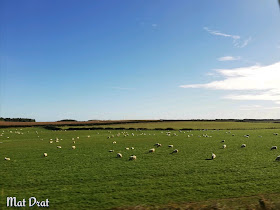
[56,119,77,122]
[0,117,36,122]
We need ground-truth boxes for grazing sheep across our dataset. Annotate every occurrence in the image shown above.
[112,141,116,144]
[72,146,76,149]
[154,143,161,147]
[168,145,174,148]
[43,153,48,157]
[4,157,10,161]
[241,144,246,148]
[211,153,216,159]
[149,148,155,153]
[88,135,90,138]
[57,146,62,149]
[274,133,278,136]
[131,147,134,150]
[109,150,114,152]
[117,153,122,158]
[275,155,280,161]
[271,146,277,150]
[77,137,79,139]
[129,155,136,160]
[73,141,75,144]
[49,141,53,144]
[172,149,179,153]
[222,144,226,149]
[125,147,130,150]
[221,140,225,143]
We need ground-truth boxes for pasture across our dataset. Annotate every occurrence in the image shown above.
[1,126,280,209]
[59,120,280,130]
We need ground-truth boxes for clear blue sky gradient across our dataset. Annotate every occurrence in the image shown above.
[1,0,280,121]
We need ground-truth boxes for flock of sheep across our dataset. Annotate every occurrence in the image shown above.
[1,128,280,162]
[105,130,280,161]
[114,142,179,161]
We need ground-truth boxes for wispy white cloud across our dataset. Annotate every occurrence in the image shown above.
[239,105,280,111]
[204,27,251,48]
[112,87,135,90]
[218,56,241,61]
[203,27,240,39]
[234,37,251,48]
[239,104,262,111]
[180,62,280,104]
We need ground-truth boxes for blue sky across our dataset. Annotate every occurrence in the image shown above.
[1,0,280,121]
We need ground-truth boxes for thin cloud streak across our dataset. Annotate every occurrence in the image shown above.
[218,56,241,61]
[204,27,251,48]
[203,27,240,39]
[112,87,135,90]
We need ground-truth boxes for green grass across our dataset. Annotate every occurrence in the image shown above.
[59,121,280,130]
[1,127,280,209]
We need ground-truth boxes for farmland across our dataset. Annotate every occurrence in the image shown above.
[1,125,280,209]
[58,120,280,130]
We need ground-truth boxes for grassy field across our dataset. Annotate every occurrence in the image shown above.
[59,121,280,130]
[1,126,280,209]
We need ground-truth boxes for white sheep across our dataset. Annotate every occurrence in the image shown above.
[168,145,174,148]
[154,143,161,147]
[275,155,280,161]
[117,153,122,158]
[271,146,277,150]
[4,157,10,161]
[72,146,76,149]
[131,147,134,150]
[57,146,62,149]
[172,149,179,153]
[43,153,48,157]
[149,148,155,153]
[125,147,130,150]
[49,141,53,144]
[222,144,226,149]
[129,155,136,160]
[112,141,116,144]
[109,150,114,152]
[241,144,246,148]
[211,153,216,159]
